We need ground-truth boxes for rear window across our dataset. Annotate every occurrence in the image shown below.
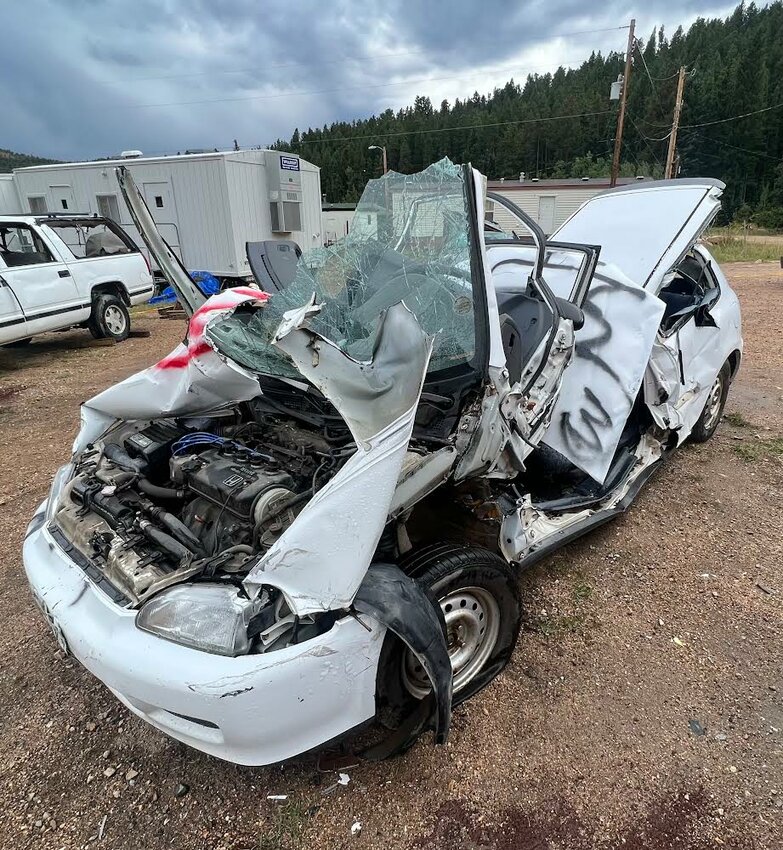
[45,220,134,259]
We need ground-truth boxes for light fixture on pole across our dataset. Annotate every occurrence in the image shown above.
[368,145,388,174]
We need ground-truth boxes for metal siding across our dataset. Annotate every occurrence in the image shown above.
[489,186,604,235]
[10,160,234,271]
[10,151,321,276]
[224,154,271,279]
[299,166,323,251]
[0,176,21,213]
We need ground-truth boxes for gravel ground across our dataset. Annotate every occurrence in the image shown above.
[0,264,781,850]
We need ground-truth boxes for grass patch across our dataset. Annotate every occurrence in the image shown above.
[573,581,593,602]
[535,613,587,637]
[259,800,311,850]
[733,437,783,463]
[724,411,751,428]
[704,235,782,264]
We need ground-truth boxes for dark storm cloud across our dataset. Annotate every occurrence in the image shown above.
[1,0,738,160]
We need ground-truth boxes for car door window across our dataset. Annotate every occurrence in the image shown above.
[0,225,54,268]
[657,251,718,335]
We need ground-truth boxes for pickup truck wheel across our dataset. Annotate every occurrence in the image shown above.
[376,545,521,732]
[89,295,130,342]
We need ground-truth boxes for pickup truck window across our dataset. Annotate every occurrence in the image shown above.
[45,219,134,259]
[0,224,54,267]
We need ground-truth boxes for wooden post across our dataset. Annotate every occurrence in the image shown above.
[665,66,687,179]
[610,19,635,188]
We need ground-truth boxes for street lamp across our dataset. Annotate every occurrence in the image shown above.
[368,144,388,175]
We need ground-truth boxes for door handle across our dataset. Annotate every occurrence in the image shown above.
[58,269,71,278]
[0,276,6,288]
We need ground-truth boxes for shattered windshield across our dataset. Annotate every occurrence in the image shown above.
[207,158,475,377]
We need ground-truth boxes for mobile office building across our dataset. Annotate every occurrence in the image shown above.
[8,150,323,283]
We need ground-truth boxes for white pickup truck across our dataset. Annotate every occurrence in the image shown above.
[0,214,154,347]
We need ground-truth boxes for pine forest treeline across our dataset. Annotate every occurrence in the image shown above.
[274,1,783,226]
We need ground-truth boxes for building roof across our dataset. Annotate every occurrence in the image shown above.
[487,176,650,190]
[12,149,314,173]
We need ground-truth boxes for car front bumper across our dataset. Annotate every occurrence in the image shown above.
[23,516,384,765]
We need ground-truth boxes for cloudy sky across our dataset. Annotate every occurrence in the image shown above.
[2,0,741,161]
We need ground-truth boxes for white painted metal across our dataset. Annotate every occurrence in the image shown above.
[0,175,21,214]
[0,216,152,345]
[23,524,384,766]
[553,180,724,291]
[644,244,742,440]
[490,184,604,235]
[8,151,323,278]
[322,208,354,243]
[537,195,556,234]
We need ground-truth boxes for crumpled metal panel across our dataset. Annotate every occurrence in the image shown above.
[75,288,268,453]
[243,302,433,614]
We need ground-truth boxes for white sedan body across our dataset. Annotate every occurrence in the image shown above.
[23,167,741,765]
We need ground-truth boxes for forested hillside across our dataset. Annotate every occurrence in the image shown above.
[274,1,783,224]
[0,149,59,172]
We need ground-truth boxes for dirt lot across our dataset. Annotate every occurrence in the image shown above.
[1,264,781,850]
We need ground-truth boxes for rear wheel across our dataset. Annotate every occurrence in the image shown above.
[376,545,521,730]
[88,294,130,342]
[690,361,731,443]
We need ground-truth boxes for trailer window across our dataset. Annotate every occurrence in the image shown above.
[97,194,121,222]
[28,196,47,215]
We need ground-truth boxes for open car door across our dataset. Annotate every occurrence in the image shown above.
[553,179,724,293]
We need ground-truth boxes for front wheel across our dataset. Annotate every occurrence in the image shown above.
[376,545,521,732]
[88,294,130,342]
[690,361,731,443]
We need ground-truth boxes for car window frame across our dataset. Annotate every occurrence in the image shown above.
[0,222,58,269]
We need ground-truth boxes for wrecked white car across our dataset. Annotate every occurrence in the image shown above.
[24,160,741,765]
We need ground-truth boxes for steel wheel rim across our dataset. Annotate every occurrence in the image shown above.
[104,305,127,335]
[703,372,724,431]
[402,586,501,699]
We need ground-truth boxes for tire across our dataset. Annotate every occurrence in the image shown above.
[376,545,521,730]
[2,337,32,348]
[690,361,731,443]
[88,294,130,342]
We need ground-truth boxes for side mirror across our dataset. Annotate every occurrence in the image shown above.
[554,296,585,331]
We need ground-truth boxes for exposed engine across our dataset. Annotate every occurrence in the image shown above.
[53,403,353,607]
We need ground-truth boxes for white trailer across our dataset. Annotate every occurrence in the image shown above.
[0,175,21,214]
[8,150,323,282]
[487,177,649,235]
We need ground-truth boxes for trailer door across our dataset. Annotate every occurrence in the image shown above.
[141,181,181,257]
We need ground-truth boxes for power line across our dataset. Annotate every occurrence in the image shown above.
[627,115,666,170]
[287,108,613,147]
[678,100,783,129]
[109,56,589,110]
[681,130,780,161]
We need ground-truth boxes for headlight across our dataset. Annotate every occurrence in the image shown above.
[45,463,75,522]
[136,584,261,656]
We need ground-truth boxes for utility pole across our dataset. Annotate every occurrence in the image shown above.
[610,18,635,188]
[665,66,687,179]
[368,144,388,174]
